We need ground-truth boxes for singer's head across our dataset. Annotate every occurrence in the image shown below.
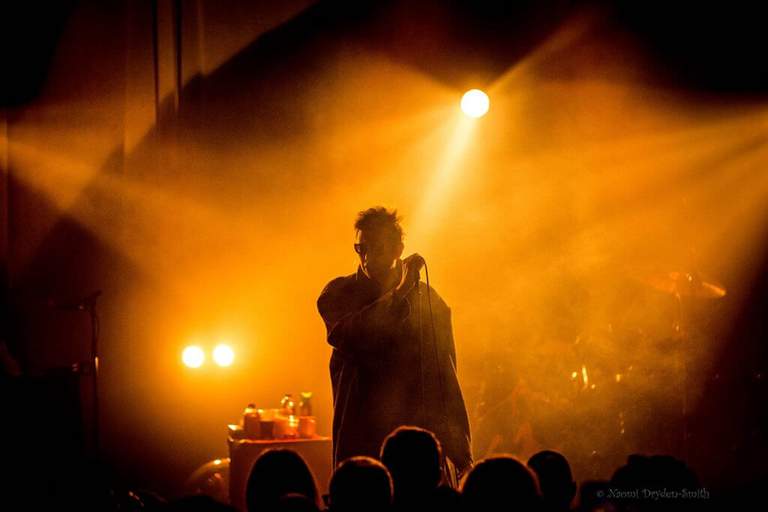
[354,207,404,284]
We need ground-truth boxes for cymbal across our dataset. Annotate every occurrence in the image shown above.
[644,271,726,299]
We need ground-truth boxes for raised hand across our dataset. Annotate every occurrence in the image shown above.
[395,253,425,298]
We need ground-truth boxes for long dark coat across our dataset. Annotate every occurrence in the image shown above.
[317,264,472,471]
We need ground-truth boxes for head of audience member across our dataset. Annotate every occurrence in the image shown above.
[432,483,462,512]
[245,449,319,512]
[578,480,612,512]
[328,456,393,512]
[276,493,320,512]
[461,455,542,512]
[527,450,576,512]
[380,426,443,504]
[609,454,699,511]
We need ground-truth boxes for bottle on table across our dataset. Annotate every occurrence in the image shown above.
[242,403,261,439]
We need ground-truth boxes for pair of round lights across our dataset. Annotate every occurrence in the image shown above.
[182,344,235,368]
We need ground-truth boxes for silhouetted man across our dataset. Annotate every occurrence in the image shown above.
[317,207,472,473]
[461,456,542,512]
[527,450,576,512]
[328,456,393,512]
[381,426,462,511]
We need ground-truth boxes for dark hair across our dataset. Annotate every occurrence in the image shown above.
[527,450,576,511]
[354,207,404,243]
[329,456,393,512]
[380,426,443,501]
[609,454,699,512]
[245,449,319,512]
[276,493,319,512]
[461,455,541,512]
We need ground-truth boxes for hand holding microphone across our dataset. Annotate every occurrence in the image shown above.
[395,253,425,299]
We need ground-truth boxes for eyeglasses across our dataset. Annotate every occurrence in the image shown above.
[354,239,397,255]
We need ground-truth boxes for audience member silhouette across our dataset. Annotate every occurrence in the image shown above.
[276,493,320,512]
[461,455,542,511]
[245,449,320,512]
[576,480,611,512]
[380,426,460,511]
[138,426,710,512]
[609,454,700,511]
[527,450,576,512]
[327,456,393,512]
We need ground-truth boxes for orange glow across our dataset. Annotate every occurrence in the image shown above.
[6,2,768,479]
[410,112,477,244]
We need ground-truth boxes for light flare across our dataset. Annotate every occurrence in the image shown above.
[182,345,205,368]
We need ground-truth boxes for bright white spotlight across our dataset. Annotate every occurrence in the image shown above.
[460,89,490,118]
[213,343,235,367]
[182,345,205,368]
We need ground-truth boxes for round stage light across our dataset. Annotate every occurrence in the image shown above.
[461,89,490,118]
[182,345,205,368]
[213,343,235,367]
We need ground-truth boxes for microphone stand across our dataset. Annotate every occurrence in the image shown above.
[55,291,102,460]
[84,292,102,460]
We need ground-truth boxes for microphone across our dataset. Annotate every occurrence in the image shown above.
[403,254,425,293]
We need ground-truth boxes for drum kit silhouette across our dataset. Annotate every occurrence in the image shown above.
[570,270,726,461]
[637,270,725,458]
[476,269,727,466]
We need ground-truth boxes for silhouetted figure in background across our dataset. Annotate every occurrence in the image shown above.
[527,450,576,512]
[609,454,701,512]
[317,207,472,472]
[380,426,460,511]
[327,456,393,512]
[245,449,320,512]
[576,480,612,512]
[461,455,542,512]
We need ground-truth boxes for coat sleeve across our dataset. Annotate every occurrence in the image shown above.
[317,279,410,357]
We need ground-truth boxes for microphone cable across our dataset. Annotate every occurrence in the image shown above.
[419,262,448,427]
